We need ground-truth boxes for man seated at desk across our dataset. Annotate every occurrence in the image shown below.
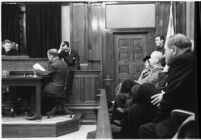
[26,48,68,120]
[2,39,18,55]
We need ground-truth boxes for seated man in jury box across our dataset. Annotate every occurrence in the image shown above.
[138,34,197,138]
[26,48,68,120]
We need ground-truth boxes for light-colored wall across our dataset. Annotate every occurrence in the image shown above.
[106,4,155,28]
[61,5,70,43]
[186,2,194,51]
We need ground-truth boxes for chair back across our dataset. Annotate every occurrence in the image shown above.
[11,42,18,51]
[172,109,198,138]
[60,70,74,98]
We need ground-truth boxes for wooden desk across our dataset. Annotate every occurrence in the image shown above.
[2,75,42,118]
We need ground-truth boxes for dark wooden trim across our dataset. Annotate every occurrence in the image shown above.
[96,89,112,139]
[88,60,101,62]
[70,3,74,47]
[106,28,155,33]
[2,57,48,61]
[104,1,156,5]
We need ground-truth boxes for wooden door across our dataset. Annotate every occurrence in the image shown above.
[114,33,148,84]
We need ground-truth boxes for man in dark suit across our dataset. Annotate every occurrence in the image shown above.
[58,41,80,70]
[26,48,68,120]
[58,41,80,96]
[138,34,197,138]
[41,49,68,97]
[155,35,166,66]
[155,35,165,54]
[2,39,18,55]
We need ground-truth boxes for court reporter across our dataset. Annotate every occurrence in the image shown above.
[26,48,68,120]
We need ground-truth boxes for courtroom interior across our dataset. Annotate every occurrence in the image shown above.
[1,1,200,139]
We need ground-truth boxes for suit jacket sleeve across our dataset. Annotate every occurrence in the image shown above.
[72,50,80,70]
[58,51,65,60]
[154,56,193,122]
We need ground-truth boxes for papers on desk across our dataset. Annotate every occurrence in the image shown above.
[33,63,45,71]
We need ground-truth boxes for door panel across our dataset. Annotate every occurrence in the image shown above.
[114,34,148,84]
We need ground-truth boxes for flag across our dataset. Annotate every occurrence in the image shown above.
[164,3,174,48]
[163,3,175,72]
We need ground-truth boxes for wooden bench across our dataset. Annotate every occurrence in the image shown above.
[96,89,112,138]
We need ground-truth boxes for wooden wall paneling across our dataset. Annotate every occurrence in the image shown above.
[71,3,88,63]
[104,32,116,100]
[88,60,102,70]
[84,76,97,103]
[70,76,82,104]
[175,2,186,34]
[186,2,195,41]
[2,58,48,71]
[87,3,103,70]
[88,4,102,61]
[155,2,170,37]
[155,2,187,37]
[147,31,156,53]
[68,71,100,104]
[80,78,85,102]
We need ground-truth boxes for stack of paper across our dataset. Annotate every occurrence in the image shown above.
[33,63,45,71]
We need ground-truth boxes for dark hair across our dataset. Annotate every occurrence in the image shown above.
[3,39,11,44]
[63,41,70,47]
[156,35,165,41]
[47,48,58,57]
[167,34,192,49]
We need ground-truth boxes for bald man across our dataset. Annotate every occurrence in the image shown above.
[27,49,68,120]
[138,34,197,138]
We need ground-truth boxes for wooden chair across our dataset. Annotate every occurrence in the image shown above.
[47,70,73,118]
[11,42,18,52]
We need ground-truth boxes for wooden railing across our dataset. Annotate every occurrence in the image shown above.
[96,89,112,139]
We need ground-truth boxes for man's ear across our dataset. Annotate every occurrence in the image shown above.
[172,46,177,55]
[162,39,164,44]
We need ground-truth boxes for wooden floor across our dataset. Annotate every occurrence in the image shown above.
[2,114,75,124]
[2,114,81,138]
[1,125,96,140]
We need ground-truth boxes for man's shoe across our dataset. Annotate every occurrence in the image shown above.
[25,112,35,117]
[26,114,41,120]
[111,120,122,127]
